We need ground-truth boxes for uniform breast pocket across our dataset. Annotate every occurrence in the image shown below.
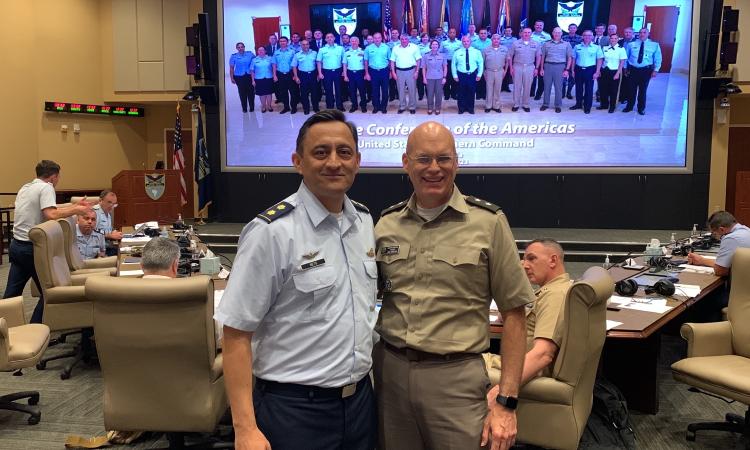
[432,245,485,293]
[293,266,337,321]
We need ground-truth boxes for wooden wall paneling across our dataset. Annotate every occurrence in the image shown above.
[136,0,164,61]
[162,0,190,91]
[112,0,139,91]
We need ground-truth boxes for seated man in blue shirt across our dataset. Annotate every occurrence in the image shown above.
[76,210,106,260]
[688,211,750,277]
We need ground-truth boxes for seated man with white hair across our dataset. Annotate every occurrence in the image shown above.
[140,237,180,279]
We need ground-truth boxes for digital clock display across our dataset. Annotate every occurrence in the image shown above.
[44,101,144,117]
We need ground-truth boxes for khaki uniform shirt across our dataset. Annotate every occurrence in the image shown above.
[508,39,541,65]
[541,40,573,64]
[375,186,534,355]
[526,273,572,376]
[483,46,508,72]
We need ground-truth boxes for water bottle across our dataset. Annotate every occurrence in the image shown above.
[603,254,611,269]
[691,224,698,238]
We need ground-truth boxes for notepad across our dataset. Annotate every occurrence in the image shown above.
[678,264,715,274]
[119,269,144,277]
[606,320,623,330]
[673,284,702,298]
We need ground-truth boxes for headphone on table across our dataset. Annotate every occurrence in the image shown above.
[647,256,670,269]
[671,243,693,256]
[615,278,676,297]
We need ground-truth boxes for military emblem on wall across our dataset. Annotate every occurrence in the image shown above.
[557,1,584,30]
[145,173,166,200]
[333,7,358,36]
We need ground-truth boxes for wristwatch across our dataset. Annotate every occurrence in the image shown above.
[495,394,519,410]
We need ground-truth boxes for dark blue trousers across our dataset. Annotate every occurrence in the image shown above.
[253,377,376,450]
[322,68,344,109]
[369,68,389,111]
[575,65,596,111]
[3,239,44,323]
[347,70,367,109]
[298,71,318,113]
[457,70,478,113]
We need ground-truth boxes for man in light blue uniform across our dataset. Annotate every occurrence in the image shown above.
[272,36,299,114]
[76,210,105,260]
[94,189,122,256]
[217,110,377,450]
[441,28,462,100]
[317,33,345,110]
[471,29,491,100]
[290,32,302,53]
[343,37,368,113]
[570,30,603,114]
[292,39,319,115]
[623,27,662,115]
[364,32,392,114]
[452,35,484,114]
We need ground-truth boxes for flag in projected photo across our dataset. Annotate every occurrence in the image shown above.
[460,0,474,35]
[440,0,451,31]
[402,0,414,34]
[383,0,392,35]
[497,0,510,34]
[418,0,429,34]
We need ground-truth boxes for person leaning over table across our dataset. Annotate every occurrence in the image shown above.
[421,39,448,115]
[374,122,533,450]
[688,211,750,278]
[484,239,572,392]
[94,189,123,256]
[76,210,106,260]
[3,160,92,324]
[216,110,377,450]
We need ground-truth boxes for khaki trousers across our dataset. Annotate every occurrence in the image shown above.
[373,342,490,450]
[512,63,535,108]
[484,69,504,109]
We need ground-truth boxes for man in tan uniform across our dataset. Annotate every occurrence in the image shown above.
[485,239,572,392]
[374,122,532,450]
[483,34,509,113]
[508,28,541,112]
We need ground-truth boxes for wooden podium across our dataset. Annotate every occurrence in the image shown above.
[112,170,182,228]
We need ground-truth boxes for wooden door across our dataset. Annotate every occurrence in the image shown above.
[644,6,678,73]
[166,129,194,219]
[726,128,750,216]
[735,172,750,225]
[252,16,280,53]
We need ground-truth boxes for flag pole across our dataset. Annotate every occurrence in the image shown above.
[194,100,206,225]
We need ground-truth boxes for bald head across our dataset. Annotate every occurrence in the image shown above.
[406,122,456,156]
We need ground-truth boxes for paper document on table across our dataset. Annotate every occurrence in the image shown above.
[678,264,715,274]
[674,284,702,298]
[619,298,673,314]
[135,221,159,230]
[119,269,144,277]
[609,295,635,305]
[606,320,623,330]
[121,236,152,245]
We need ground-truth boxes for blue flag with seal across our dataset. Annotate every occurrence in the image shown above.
[557,1,584,30]
[520,0,528,29]
[333,7,358,36]
[195,106,212,212]
[460,0,474,35]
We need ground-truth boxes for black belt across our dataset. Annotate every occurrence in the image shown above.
[11,239,32,246]
[396,66,415,71]
[370,67,388,71]
[384,342,478,362]
[322,68,342,71]
[576,65,594,69]
[631,65,655,70]
[299,70,315,74]
[348,69,363,72]
[255,376,368,399]
[545,61,566,64]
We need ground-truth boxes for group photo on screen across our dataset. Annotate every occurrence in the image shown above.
[221,0,695,170]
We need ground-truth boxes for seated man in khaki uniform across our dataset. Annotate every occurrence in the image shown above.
[485,238,572,392]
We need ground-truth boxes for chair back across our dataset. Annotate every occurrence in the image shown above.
[29,220,73,291]
[552,266,613,435]
[58,217,87,271]
[729,248,750,358]
[86,275,225,432]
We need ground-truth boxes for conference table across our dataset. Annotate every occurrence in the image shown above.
[490,260,724,415]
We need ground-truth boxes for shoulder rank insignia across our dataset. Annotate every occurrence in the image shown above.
[465,196,501,213]
[257,201,294,223]
[350,199,370,213]
[380,200,408,216]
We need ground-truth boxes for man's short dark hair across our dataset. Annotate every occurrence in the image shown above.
[279,36,288,42]
[708,211,737,230]
[99,189,115,199]
[295,109,358,155]
[597,23,606,28]
[527,238,565,262]
[36,160,60,178]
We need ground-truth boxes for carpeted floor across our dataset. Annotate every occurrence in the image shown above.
[0,254,747,449]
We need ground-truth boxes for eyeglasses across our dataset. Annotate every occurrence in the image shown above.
[408,155,456,167]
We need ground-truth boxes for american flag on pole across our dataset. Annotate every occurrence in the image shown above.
[402,0,414,35]
[497,0,510,34]
[383,0,392,37]
[418,0,428,34]
[440,0,450,31]
[173,103,187,206]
